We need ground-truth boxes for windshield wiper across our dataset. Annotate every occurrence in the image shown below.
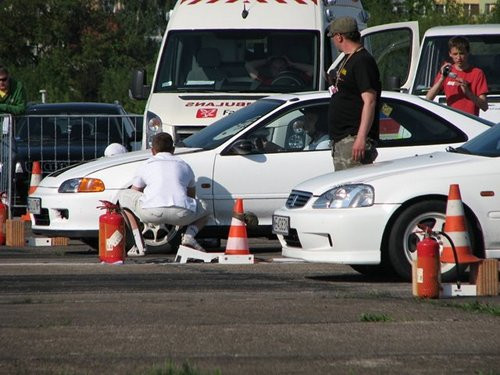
[447,145,471,154]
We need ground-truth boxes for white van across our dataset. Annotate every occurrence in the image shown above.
[130,0,368,147]
[354,22,500,123]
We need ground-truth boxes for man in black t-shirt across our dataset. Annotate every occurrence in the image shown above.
[327,17,381,171]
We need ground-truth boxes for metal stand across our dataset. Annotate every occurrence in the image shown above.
[174,245,224,264]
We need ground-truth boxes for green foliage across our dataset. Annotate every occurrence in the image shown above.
[359,312,393,322]
[0,0,169,112]
[2,0,499,113]
[364,0,500,39]
[443,300,500,317]
[142,360,221,375]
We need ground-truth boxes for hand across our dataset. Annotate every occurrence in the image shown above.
[352,136,366,162]
[456,77,472,96]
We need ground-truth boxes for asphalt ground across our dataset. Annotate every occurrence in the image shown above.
[0,228,499,375]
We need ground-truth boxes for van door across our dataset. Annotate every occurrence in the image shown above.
[329,22,419,92]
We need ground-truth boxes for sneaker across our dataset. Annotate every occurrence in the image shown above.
[181,234,205,252]
[127,245,146,257]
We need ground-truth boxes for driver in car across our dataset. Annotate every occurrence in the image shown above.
[245,55,312,86]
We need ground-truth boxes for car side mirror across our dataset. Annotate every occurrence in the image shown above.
[228,139,253,155]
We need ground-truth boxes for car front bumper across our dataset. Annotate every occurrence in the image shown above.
[30,185,123,238]
[275,203,400,264]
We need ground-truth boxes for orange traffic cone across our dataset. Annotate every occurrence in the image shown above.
[440,184,481,264]
[21,161,42,221]
[28,161,42,195]
[219,198,254,264]
[225,198,249,255]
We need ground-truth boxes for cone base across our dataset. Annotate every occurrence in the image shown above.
[441,253,481,264]
[219,254,254,264]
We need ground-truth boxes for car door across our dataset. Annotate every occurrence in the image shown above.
[211,102,332,227]
[329,21,419,92]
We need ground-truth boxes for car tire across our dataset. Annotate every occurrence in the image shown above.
[387,200,473,282]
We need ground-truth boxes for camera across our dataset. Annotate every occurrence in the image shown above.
[442,65,457,79]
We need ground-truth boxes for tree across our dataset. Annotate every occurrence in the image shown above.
[0,0,170,113]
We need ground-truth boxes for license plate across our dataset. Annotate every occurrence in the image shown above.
[27,197,41,215]
[272,215,290,236]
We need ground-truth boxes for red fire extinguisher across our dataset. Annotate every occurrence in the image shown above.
[0,192,7,246]
[416,229,440,299]
[98,200,125,264]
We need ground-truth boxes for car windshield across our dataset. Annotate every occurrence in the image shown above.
[454,123,500,157]
[412,34,500,96]
[179,98,284,150]
[154,30,319,93]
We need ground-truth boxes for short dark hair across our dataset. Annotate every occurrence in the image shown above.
[152,132,174,153]
[342,31,361,43]
[0,66,9,76]
[448,36,470,53]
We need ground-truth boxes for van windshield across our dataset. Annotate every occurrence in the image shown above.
[179,98,284,150]
[412,34,500,96]
[154,30,319,94]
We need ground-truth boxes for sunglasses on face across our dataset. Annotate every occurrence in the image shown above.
[0,77,8,82]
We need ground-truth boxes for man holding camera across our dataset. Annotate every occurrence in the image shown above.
[426,36,488,116]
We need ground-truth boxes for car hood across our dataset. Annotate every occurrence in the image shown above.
[293,151,475,195]
[37,146,203,186]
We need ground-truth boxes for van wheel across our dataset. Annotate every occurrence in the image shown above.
[387,200,472,282]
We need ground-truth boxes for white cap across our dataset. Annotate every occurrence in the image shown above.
[104,143,127,157]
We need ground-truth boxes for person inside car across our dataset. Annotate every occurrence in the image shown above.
[245,55,312,86]
[295,107,330,151]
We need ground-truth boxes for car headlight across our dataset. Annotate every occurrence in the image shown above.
[58,178,105,193]
[312,184,374,209]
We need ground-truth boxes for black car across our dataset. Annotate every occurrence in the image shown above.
[12,102,142,209]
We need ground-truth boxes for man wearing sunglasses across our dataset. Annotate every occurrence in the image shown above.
[0,66,26,116]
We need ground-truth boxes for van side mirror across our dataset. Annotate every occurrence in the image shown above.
[385,76,401,92]
[129,69,151,100]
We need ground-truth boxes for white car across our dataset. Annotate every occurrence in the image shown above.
[28,91,493,251]
[274,123,500,281]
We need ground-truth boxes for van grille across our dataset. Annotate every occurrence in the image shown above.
[174,126,203,142]
[286,190,312,208]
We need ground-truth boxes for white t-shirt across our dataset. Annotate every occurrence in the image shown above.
[132,152,197,211]
[304,134,330,151]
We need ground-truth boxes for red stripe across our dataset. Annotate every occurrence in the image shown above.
[447,184,462,200]
[228,225,248,238]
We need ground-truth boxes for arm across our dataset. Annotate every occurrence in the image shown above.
[352,89,377,162]
[131,185,144,193]
[458,78,488,112]
[0,81,27,115]
[245,59,267,80]
[425,73,444,101]
[283,56,313,77]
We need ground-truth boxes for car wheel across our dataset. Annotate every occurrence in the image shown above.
[387,200,472,282]
[141,222,182,254]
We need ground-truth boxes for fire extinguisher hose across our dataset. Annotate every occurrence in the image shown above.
[437,231,461,289]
